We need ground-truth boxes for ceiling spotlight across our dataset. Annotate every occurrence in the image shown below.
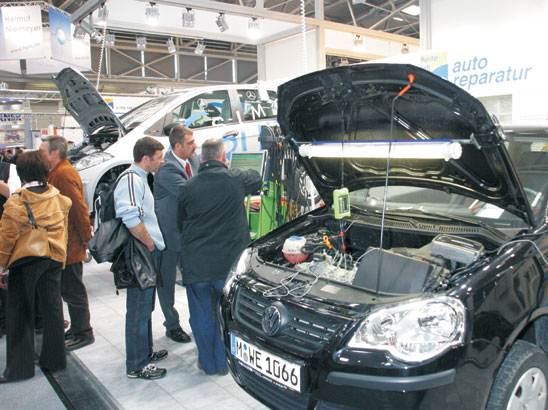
[73,25,86,40]
[146,2,160,26]
[353,35,365,52]
[96,4,108,26]
[216,13,229,32]
[92,31,103,44]
[194,41,205,55]
[104,33,115,47]
[136,36,147,50]
[247,17,260,39]
[166,37,176,54]
[401,43,409,54]
[182,8,195,28]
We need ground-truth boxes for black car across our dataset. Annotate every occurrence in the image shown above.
[219,64,548,410]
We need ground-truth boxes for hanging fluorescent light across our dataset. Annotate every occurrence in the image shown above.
[299,141,462,161]
[146,2,160,26]
[216,13,229,32]
[182,8,195,28]
[247,17,260,39]
[402,5,420,16]
[96,4,108,26]
[136,36,147,50]
[104,33,115,47]
[194,41,205,55]
[166,37,176,54]
[353,35,366,52]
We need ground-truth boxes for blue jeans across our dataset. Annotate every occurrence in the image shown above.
[125,249,159,372]
[186,280,227,375]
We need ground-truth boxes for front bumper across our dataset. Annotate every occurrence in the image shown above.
[220,286,495,410]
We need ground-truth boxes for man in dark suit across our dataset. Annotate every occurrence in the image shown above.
[153,125,198,343]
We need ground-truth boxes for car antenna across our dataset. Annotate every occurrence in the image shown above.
[375,73,415,300]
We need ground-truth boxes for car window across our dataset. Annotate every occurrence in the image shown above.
[350,186,528,229]
[505,134,548,224]
[237,89,277,122]
[169,90,232,130]
[121,94,180,130]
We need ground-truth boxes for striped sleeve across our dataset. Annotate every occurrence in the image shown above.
[113,172,145,229]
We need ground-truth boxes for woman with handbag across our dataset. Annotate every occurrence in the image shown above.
[0,150,71,383]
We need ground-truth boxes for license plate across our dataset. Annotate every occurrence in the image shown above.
[230,333,302,392]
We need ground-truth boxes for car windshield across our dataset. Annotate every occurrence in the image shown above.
[350,186,529,230]
[120,94,181,129]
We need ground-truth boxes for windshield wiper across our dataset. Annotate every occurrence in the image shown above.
[386,207,506,238]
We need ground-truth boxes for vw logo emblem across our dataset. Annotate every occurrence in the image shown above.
[262,305,281,336]
[246,90,257,101]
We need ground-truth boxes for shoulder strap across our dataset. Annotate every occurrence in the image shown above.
[23,202,38,229]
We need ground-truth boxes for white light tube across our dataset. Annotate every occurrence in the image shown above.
[299,141,462,161]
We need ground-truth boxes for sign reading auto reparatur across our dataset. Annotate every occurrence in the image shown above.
[0,5,44,60]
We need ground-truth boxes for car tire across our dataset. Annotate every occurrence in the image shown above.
[485,339,548,410]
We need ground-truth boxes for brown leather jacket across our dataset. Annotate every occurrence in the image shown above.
[48,159,92,265]
[0,185,72,268]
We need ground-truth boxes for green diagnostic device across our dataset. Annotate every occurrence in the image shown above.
[333,188,351,219]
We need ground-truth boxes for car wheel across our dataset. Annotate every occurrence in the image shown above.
[486,340,548,410]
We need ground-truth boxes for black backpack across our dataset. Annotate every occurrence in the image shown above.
[94,170,138,224]
[88,170,138,263]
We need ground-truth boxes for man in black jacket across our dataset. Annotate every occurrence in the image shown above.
[177,138,262,376]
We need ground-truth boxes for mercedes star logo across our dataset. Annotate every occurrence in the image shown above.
[262,305,281,336]
[246,90,257,101]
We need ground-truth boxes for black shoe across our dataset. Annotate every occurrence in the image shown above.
[0,375,7,383]
[216,368,229,376]
[165,327,191,343]
[148,350,168,362]
[65,333,95,351]
[127,364,166,380]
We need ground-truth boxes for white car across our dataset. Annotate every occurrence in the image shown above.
[54,68,278,213]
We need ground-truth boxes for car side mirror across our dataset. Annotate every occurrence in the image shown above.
[163,122,180,135]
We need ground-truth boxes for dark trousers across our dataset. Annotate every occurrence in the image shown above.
[186,280,227,375]
[125,249,159,372]
[4,259,66,381]
[61,261,92,336]
[157,248,180,331]
[0,288,6,332]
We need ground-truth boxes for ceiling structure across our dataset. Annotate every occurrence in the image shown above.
[0,0,419,93]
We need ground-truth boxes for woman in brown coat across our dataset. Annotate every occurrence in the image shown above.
[0,150,71,383]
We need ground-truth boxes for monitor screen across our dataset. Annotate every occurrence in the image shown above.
[229,152,266,178]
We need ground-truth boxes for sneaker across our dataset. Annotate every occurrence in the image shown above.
[65,333,95,351]
[127,364,166,380]
[148,350,168,362]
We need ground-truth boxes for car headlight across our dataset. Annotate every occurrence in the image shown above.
[347,296,465,363]
[73,152,114,171]
[223,249,251,297]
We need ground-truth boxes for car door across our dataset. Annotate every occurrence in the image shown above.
[158,89,244,159]
[232,87,278,155]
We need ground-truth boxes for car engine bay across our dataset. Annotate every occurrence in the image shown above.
[255,211,500,295]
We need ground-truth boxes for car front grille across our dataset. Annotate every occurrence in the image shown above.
[235,361,310,410]
[233,286,347,355]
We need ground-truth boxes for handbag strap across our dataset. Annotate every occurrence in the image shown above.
[23,202,38,229]
[17,192,49,231]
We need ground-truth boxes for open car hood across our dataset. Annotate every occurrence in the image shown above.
[53,68,127,137]
[278,63,534,225]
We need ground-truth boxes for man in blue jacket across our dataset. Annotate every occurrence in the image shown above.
[177,138,262,375]
[114,137,168,380]
[154,125,198,343]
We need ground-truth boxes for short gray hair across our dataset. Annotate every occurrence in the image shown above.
[42,135,68,159]
[201,139,224,161]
